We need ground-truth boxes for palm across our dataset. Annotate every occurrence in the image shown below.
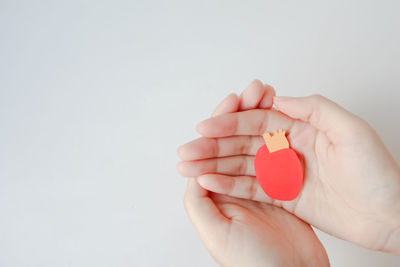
[278,118,400,251]
[185,180,329,267]
[179,81,400,256]
[180,106,400,253]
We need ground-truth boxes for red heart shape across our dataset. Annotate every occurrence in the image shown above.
[254,144,303,201]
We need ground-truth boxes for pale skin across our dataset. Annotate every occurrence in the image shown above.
[178,80,400,266]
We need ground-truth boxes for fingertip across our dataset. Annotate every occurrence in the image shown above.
[258,84,276,109]
[178,138,214,161]
[196,175,212,189]
[240,80,278,110]
[176,161,185,175]
[239,80,265,110]
[226,93,240,104]
[196,120,206,135]
[177,145,185,160]
[240,79,262,95]
[177,161,193,177]
[269,84,276,96]
[177,142,196,161]
[250,79,263,87]
[196,116,222,137]
[212,93,240,117]
[197,114,234,138]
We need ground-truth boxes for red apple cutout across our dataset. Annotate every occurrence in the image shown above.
[254,129,303,201]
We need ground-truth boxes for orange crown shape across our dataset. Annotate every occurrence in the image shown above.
[262,129,289,153]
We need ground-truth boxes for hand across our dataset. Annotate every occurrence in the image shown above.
[184,177,329,267]
[178,80,400,255]
[182,81,329,267]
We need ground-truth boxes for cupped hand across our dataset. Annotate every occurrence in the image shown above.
[184,178,329,267]
[183,81,328,267]
[178,80,400,254]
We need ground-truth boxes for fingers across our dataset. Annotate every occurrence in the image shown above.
[274,95,365,143]
[197,174,298,213]
[239,80,276,110]
[184,178,230,248]
[212,93,240,117]
[177,155,255,177]
[197,109,294,138]
[197,174,272,203]
[211,80,275,118]
[178,136,264,161]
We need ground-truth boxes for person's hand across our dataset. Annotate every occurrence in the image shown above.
[184,178,329,267]
[178,80,400,255]
[182,81,329,267]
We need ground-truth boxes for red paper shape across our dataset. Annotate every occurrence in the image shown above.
[254,131,303,201]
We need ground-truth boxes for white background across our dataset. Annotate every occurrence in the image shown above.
[1,0,400,266]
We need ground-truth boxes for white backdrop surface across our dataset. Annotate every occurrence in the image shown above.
[1,0,400,266]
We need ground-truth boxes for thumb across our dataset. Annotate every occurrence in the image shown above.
[273,94,366,144]
[184,178,230,252]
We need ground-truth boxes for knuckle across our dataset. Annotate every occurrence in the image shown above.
[237,137,251,154]
[237,142,247,155]
[212,138,220,157]
[256,110,269,134]
[247,178,257,200]
[234,157,247,174]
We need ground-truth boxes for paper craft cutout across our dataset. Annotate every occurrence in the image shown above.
[254,129,303,201]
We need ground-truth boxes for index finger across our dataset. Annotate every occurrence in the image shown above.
[196,109,294,137]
